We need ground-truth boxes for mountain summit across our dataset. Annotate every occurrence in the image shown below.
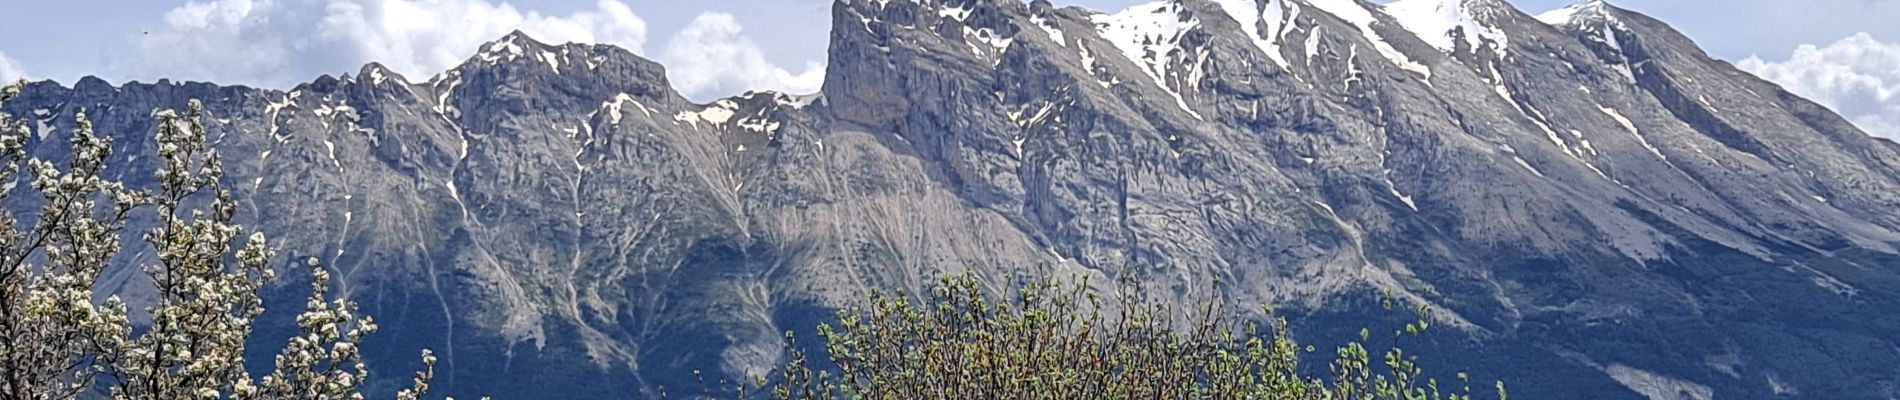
[7,0,1900,398]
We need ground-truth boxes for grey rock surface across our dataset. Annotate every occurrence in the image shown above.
[6,1,1900,398]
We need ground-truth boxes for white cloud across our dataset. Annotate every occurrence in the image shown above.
[1739,33,1900,140]
[659,12,825,102]
[0,51,25,83]
[129,1,826,102]
[129,0,648,88]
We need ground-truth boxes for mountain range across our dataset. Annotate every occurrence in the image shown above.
[7,0,1900,398]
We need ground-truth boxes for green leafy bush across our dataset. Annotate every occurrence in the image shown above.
[749,274,1505,400]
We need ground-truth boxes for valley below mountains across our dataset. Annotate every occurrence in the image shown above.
[8,0,1900,398]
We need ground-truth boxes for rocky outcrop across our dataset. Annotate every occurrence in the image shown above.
[6,1,1900,398]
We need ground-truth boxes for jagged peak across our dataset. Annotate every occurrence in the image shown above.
[298,74,345,93]
[831,0,1025,65]
[475,30,552,65]
[358,62,408,86]
[427,31,665,85]
[400,31,677,119]
[460,30,645,75]
[1382,0,1513,55]
[498,30,547,47]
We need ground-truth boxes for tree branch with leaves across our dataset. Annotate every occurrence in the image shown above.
[0,80,450,400]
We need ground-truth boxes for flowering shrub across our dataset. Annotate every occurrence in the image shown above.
[0,81,443,400]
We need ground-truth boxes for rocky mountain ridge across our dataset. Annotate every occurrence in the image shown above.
[6,0,1900,398]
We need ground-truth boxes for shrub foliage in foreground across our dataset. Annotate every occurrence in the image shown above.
[0,82,440,400]
[749,274,1506,400]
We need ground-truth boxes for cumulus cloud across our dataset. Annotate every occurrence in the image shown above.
[0,52,24,83]
[659,12,825,102]
[129,0,648,88]
[1738,33,1900,140]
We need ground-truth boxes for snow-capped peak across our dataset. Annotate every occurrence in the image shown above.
[1383,0,1510,55]
[1092,1,1198,50]
[474,30,552,65]
[457,31,580,76]
[360,63,403,86]
[1536,0,1627,60]
[1534,0,1615,27]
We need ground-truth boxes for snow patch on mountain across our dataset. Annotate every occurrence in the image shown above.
[776,92,820,109]
[1304,25,1324,62]
[736,115,780,135]
[1599,106,1664,159]
[429,72,464,117]
[1539,1,1633,80]
[477,32,534,64]
[1535,0,1616,27]
[1212,0,1295,68]
[1536,0,1624,42]
[1386,179,1418,211]
[599,93,652,126]
[540,50,562,73]
[1030,13,1066,47]
[938,3,973,22]
[367,65,392,85]
[1306,0,1432,78]
[1383,0,1508,55]
[1092,1,1204,118]
[964,26,1015,55]
[674,99,738,128]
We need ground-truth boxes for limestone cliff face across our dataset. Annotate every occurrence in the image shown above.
[7,1,1900,398]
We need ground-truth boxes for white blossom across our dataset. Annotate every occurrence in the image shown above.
[0,81,441,400]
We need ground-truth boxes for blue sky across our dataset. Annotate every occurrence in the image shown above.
[1,0,1897,138]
